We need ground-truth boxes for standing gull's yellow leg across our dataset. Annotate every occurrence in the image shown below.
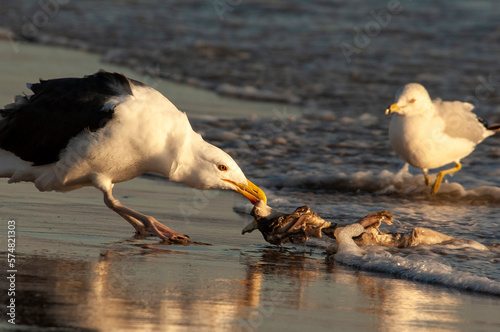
[422,169,431,186]
[431,162,462,195]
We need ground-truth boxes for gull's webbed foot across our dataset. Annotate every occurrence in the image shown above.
[100,184,191,244]
[148,219,190,244]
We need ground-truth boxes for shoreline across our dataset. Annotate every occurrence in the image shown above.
[0,40,301,120]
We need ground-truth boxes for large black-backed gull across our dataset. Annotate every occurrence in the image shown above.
[0,70,266,243]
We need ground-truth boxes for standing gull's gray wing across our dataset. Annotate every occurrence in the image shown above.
[433,98,488,144]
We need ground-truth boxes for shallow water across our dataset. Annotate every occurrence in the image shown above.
[198,108,500,291]
[2,0,500,114]
[196,109,500,290]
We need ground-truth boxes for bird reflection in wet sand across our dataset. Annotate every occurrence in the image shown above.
[243,201,487,251]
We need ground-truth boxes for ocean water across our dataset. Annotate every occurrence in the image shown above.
[2,0,500,297]
[203,111,500,295]
[2,0,500,114]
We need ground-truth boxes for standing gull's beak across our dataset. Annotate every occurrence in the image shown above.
[385,103,401,114]
[222,178,267,205]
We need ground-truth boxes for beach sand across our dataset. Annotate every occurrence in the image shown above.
[0,41,301,119]
[1,42,500,331]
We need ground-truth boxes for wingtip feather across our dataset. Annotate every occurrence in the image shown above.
[487,124,500,132]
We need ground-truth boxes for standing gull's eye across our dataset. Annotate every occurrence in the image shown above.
[218,164,229,171]
[409,98,416,103]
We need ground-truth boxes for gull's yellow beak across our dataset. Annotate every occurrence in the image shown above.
[385,103,401,114]
[222,178,267,205]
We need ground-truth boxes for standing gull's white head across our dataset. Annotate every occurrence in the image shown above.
[387,83,434,116]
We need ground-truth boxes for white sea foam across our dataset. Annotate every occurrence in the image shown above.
[334,239,500,295]
[235,195,500,295]
[262,165,500,202]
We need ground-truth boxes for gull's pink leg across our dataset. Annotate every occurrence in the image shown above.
[102,189,189,243]
[113,212,151,236]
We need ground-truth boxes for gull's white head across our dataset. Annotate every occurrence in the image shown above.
[385,83,433,116]
[172,137,267,205]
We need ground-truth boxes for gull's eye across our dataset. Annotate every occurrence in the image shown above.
[218,164,229,172]
[409,98,416,103]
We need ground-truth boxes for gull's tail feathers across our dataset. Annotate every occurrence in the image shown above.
[487,123,500,131]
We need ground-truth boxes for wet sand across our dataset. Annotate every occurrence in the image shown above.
[1,43,500,331]
[2,177,500,331]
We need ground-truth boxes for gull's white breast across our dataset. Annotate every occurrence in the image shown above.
[388,112,476,169]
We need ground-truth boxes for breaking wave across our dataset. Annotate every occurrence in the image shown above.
[263,164,500,203]
[334,245,500,295]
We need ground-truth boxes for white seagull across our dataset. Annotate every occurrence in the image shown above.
[386,83,499,194]
[0,70,266,243]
